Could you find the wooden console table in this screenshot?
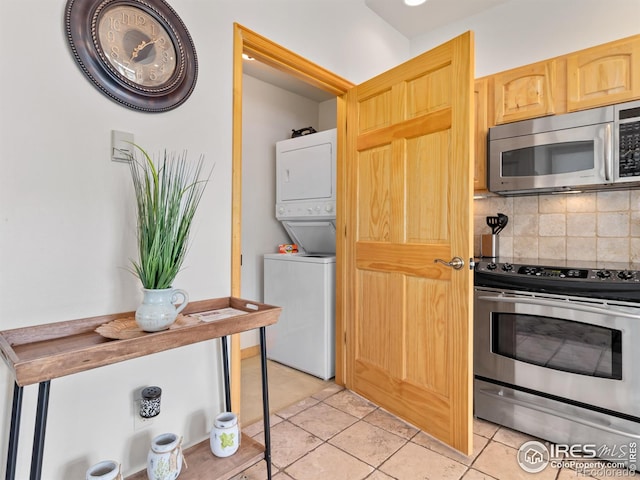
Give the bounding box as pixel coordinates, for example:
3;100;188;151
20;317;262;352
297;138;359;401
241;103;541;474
0;297;281;480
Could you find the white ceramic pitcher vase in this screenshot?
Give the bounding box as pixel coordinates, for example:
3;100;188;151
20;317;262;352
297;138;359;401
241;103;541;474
135;288;189;332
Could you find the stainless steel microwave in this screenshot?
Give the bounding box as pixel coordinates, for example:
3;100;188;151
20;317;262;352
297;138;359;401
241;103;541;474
488;99;640;195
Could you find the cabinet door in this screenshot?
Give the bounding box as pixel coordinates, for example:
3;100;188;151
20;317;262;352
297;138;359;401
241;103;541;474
493;60;556;124
474;78;489;191
567;37;640;111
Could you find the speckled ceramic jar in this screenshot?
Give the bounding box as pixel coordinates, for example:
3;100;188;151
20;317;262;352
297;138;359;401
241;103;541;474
140;386;162;418
86;460;121;480
147;433;183;480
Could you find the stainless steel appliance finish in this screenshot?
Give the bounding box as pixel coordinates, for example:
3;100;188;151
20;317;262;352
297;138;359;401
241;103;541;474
488;99;640;195
474;259;640;468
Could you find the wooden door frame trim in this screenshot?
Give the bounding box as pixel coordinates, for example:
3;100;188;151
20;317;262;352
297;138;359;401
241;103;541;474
231;23;353;412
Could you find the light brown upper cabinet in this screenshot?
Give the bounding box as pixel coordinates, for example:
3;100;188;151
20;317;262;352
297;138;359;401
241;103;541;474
493;60;557;124
475;34;640;191
567;36;640;111
474;77;489;191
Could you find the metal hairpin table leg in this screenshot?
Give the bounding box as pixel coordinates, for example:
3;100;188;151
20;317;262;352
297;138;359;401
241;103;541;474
220;335;232;412
29;381;50;480
5;382;23;480
259;326;272;480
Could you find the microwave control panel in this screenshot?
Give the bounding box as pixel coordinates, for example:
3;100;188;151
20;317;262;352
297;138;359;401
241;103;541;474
618;120;640;177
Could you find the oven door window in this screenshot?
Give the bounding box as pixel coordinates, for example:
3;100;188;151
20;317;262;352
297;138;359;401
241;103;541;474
491;313;622;379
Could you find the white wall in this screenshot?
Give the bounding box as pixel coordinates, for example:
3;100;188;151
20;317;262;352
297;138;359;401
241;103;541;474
410;0;640;78
0;1;408;477
240;74;325;349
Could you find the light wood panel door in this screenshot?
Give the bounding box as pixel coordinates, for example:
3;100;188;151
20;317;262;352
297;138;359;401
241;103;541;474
493;60;556;124
567;36;640;111
344;32;474;454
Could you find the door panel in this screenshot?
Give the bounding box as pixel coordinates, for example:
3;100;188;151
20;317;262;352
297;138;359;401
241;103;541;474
406;131;449;241
345;32;474;454
406;278;449;394
357;146;392;242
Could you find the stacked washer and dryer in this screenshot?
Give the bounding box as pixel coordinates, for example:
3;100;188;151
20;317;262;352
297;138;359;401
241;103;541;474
263;128;336;380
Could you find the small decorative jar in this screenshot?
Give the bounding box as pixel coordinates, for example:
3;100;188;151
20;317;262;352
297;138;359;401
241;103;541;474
86;460;122;480
147;433;183;480
210;412;240;457
140;386;162;418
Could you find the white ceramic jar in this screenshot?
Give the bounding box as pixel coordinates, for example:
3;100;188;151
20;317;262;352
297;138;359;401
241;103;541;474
86;460;121;480
147;433;183;480
210;412;240;457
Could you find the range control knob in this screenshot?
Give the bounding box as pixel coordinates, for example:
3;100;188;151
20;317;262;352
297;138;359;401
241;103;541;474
502;263;513;272
487;263;497;270
618;270;635;280
596;269;612;279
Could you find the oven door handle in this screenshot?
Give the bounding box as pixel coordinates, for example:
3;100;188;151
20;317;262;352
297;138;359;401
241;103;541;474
477;387;640;439
477;294;640;320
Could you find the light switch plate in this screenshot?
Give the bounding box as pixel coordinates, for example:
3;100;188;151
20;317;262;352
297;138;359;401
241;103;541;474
111;130;134;163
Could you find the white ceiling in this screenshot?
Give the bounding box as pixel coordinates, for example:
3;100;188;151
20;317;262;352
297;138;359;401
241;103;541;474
365;0;510;38
243;0;509;102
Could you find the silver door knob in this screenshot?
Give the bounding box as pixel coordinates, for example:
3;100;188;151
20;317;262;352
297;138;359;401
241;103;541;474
434;257;465;270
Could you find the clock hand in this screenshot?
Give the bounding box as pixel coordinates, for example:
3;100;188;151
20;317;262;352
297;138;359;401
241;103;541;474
130;38;158;61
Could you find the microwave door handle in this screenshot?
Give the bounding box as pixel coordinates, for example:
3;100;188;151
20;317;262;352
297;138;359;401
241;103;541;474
604;123;612;182
476;294;640;320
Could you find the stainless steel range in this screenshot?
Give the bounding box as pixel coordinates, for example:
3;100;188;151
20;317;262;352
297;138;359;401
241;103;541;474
474;259;640;469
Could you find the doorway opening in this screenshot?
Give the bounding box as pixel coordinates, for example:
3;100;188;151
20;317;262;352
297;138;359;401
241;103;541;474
230;23;353;415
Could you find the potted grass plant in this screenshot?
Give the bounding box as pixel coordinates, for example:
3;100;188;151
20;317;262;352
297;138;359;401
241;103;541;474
128;144;209;332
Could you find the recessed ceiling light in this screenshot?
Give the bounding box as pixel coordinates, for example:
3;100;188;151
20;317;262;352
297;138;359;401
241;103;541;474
404;0;427;5
242;53;254;61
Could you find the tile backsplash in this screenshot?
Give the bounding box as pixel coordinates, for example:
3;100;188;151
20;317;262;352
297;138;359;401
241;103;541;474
474;189;640;264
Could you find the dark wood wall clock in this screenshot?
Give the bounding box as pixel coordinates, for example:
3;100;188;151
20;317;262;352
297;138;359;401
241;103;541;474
65;0;198;112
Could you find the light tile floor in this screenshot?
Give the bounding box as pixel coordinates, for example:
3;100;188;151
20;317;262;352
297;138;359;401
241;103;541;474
237;359;635;480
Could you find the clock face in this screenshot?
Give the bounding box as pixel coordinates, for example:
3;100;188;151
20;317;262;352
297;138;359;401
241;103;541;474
96;5;178;88
65;0;198;112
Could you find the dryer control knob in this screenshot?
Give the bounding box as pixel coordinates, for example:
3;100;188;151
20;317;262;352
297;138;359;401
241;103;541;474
325;204;334;212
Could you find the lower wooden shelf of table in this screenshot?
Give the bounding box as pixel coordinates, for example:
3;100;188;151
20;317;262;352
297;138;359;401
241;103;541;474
127;433;264;480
